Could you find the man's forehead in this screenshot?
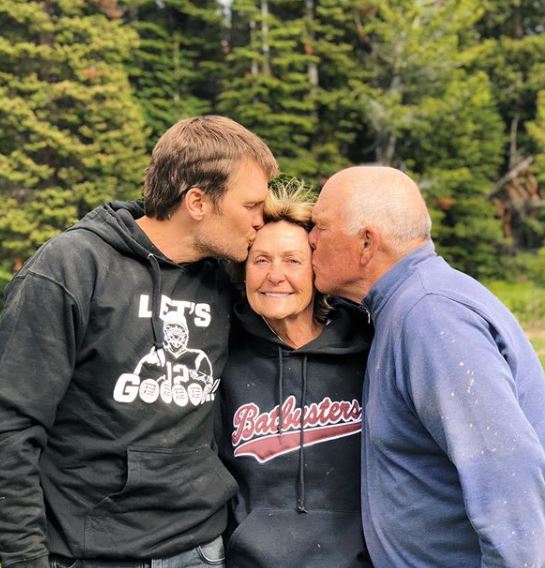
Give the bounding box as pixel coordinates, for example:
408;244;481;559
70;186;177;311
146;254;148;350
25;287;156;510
315;190;338;215
312;201;325;220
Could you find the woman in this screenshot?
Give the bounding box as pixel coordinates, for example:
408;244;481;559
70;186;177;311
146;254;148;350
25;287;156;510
217;185;373;567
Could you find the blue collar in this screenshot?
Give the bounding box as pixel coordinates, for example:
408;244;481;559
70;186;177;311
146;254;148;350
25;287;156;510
362;242;436;317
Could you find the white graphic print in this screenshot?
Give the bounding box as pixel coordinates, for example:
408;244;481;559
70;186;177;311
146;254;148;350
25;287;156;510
113;297;218;406
138;294;211;327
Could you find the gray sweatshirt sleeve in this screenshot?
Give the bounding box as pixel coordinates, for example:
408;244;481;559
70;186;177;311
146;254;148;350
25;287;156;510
0;270;80;567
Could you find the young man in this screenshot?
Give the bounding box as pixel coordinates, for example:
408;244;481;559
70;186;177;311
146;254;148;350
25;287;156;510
309;165;545;567
0;116;278;568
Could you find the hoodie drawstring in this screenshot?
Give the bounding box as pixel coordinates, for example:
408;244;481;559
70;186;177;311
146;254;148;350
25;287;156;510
274;342;308;512
147;253;164;351
277;346;284;435
296;356;308;513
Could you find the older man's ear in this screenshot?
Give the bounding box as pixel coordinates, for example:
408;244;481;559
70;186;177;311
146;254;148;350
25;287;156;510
359;226;380;268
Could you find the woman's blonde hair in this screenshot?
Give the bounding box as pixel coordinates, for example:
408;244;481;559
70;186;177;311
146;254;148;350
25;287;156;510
263;179;316;230
250;179;331;323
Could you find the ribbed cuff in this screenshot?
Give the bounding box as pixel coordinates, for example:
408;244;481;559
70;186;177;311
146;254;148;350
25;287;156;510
5;554;50;568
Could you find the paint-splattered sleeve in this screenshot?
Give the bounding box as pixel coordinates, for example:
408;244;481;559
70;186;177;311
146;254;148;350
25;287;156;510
398;294;545;567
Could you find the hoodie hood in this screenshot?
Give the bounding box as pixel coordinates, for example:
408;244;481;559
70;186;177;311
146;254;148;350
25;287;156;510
233;298;370;356
68;201;224;351
67;200;172;351
68;201;168;262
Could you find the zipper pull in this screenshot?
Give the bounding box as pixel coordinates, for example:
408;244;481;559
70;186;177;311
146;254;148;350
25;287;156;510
359;301;372;324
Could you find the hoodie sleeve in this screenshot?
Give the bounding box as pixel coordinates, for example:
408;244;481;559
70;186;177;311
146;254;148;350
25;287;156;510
0;269;82;568
397;294;545;568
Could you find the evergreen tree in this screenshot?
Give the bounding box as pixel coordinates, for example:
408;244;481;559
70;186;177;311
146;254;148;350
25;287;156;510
345;0;506;278
308;0;373;177
221;0;381;181
0;0;148;270
220;0;320;179
122;0;225;150
474;0;545;252
528;91;545;185
221;1;509;277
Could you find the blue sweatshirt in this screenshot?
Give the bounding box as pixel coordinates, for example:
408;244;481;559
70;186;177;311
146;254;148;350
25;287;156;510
361;242;545;567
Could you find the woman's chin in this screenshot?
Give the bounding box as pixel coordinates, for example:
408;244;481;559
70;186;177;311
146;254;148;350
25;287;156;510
260;310;291;322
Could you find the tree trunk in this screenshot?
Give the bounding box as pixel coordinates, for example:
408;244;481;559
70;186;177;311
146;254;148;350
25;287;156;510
509;114;520;170
305;0;319;89
250;18;259;75
261;0;270;75
512;0;523;39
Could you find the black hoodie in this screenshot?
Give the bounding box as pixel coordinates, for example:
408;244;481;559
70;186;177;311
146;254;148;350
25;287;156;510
217;300;374;568
0;202;238;568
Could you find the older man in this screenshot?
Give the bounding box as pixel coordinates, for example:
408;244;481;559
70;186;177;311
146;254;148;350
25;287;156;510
309;166;545;567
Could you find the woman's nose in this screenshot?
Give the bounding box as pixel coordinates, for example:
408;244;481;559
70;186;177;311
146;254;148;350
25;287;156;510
266;266;285;284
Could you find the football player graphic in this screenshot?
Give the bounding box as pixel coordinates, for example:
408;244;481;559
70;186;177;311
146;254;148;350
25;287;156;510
114;311;218;406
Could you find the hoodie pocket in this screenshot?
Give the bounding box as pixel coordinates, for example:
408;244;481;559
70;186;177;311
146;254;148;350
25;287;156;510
226;509;371;568
84;446;237;556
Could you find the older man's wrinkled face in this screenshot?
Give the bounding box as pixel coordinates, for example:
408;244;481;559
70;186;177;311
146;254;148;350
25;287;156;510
309;182;363;302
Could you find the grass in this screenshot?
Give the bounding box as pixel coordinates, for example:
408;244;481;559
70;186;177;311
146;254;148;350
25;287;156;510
525;325;545;367
485;280;545;368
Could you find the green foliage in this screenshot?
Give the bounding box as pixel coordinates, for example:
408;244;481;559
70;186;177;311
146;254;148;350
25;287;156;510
220;0;322;179
485;279;545;368
434;197;508;280
404;71;507;278
347;0;486;161
485;279;545;327
0;0;545;292
527;90;545;184
122;0;224;150
529;329;545;369
345;0;507;278
222;0;510;277
477;0;545;38
0;261;11;310
0;0;148;267
504;246;545;286
470;0;545;253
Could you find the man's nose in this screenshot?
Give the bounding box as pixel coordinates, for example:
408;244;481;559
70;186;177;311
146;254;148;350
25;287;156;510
308;227;317;250
252;209;264;230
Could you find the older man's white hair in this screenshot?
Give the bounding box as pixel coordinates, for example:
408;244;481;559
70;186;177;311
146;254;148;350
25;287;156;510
337;166;432;248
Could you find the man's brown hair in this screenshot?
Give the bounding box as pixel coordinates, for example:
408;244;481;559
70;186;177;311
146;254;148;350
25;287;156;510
143;115;278;219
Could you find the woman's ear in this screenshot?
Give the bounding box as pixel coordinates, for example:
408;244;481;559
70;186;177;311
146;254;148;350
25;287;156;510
184;187;209;221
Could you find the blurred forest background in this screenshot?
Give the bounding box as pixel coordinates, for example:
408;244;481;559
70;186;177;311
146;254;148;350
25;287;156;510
0;0;544;363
